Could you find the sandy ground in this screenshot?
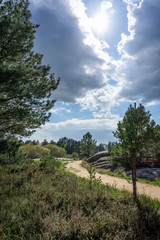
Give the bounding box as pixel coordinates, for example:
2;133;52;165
66;160;160;201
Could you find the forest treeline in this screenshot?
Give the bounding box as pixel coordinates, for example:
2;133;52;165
0;132;107;164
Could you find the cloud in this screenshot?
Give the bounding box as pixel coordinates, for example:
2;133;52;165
46;117;119;130
30;0;160;118
27;0;160;143
117;0;160;104
27;117;120;143
102;1;113;10
50;108;71;114
75;0;160;112
30;0;114;103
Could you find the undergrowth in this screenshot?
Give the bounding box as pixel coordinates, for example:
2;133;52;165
0;161;160;240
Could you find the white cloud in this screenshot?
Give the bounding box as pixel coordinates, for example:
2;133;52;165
30;0;116;104
50;108;71;114
30;0;160;119
65;0;112;59
27;116;120;143
76;83;122;117
117;0;160;105
46;117;119;130
101;1;113;11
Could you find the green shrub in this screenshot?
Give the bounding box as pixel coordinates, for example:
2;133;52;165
71;152;79;160
0;162;160;240
19;143;50;159
40;156;63;169
0;138;26;165
43;144;66;157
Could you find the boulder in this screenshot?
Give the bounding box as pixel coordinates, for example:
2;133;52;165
126;168;160;180
87;151;110;163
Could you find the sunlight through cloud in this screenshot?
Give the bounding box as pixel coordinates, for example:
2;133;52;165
90;1;114;35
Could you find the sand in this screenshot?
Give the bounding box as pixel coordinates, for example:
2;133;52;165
66;160;160;201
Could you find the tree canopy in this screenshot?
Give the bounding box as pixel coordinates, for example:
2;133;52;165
57;137;81;154
113;103;155;199
44;144;66;158
19;143;50;159
0;0;59;138
80;132;97;157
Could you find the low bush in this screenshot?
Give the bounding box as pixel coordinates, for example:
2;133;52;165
40;156;63;169
0;162;160;240
19;143;50;159
43;144;67;158
72;152;79;160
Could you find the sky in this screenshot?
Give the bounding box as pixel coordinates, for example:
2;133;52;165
27;0;160;143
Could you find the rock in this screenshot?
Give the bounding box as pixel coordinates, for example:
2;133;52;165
87;151;111;169
126;168;160;180
87;151;110;163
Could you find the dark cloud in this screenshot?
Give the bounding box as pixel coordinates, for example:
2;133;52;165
118;0;160;104
30;1;105;102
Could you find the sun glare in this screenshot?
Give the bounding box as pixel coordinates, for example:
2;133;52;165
90;1;113;35
91;12;109;35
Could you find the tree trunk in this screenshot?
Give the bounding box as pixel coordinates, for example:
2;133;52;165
132;151;137;200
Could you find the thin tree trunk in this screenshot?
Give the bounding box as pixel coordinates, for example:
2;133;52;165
132;151;137;200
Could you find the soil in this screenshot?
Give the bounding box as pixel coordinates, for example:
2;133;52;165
66;160;160;201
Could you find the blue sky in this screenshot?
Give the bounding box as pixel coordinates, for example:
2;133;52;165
27;0;160;143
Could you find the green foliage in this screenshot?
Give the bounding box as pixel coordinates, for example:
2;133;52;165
41;139;49;146
109;142;131;169
0;0;59;138
96;143;107;152
113;103;156;199
112;103;156;169
0;162;160;239
57;137;81;154
0;137;26;165
40;156;63;170
114;103;155;155
87;164;96;189
19;143;50;159
44;144;66;157
80;132;97;157
71;151;79;160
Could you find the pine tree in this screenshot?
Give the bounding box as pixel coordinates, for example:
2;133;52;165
80;132;97;157
0;0;59;138
113;103;155;200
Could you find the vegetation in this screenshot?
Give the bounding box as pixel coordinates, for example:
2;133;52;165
19;143;50;159
80;132;97;157
1;0;159;237
0;137;25;165
43;144;67;158
113;103;156;199
1;161;160;240
108;142;131;169
18;143;67;159
0;0;59;138
57;137;81;155
107;170;160;187
71;152;79;160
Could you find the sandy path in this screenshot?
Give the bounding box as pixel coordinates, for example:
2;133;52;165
66;160;160;201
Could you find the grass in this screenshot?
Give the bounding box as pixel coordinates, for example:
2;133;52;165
107;170;160;186
81;160;160;187
0;160;160;239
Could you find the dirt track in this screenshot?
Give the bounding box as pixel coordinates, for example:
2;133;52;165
66;160;160;201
